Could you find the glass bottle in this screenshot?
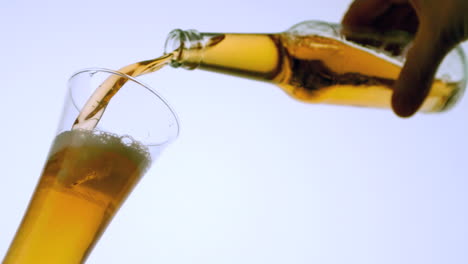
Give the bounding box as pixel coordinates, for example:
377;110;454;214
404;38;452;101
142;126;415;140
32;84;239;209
164;20;467;113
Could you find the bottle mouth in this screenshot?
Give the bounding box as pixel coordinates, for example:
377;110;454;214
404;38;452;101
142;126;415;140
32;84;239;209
164;29;204;69
164;29;184;68
164;29;184;54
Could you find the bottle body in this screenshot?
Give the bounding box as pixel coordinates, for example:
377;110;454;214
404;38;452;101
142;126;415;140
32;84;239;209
165;21;467;113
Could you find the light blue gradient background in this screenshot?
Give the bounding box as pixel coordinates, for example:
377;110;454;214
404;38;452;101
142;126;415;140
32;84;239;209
1;0;467;263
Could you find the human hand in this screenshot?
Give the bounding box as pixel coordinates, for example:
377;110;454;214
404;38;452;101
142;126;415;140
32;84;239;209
342;0;468;117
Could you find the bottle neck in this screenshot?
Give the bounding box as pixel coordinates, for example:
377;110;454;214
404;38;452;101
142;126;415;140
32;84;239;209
164;29;283;82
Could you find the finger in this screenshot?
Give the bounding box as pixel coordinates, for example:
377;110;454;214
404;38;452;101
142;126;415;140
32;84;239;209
343;0;418;33
372;3;418;33
342;0;394;28
391;27;454;117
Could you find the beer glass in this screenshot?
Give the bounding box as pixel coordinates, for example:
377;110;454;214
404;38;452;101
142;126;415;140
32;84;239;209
2;68;179;263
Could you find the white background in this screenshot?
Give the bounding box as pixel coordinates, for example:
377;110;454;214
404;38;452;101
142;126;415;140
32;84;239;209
1;0;468;263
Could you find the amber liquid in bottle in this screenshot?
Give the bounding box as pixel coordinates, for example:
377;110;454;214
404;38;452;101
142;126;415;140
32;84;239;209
170;32;461;112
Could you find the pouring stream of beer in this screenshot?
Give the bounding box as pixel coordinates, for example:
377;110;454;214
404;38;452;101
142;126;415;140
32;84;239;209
72;53;174;130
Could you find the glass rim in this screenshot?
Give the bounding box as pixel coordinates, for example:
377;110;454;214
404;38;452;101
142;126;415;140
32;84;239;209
68;67;180;144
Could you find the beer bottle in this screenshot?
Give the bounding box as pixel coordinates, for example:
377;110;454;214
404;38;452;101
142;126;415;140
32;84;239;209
164;20;467;113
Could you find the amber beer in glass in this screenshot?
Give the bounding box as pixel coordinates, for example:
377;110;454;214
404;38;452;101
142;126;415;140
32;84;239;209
2;69;179;264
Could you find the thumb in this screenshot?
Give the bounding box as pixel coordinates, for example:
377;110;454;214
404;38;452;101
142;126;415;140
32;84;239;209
391;26;454;117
